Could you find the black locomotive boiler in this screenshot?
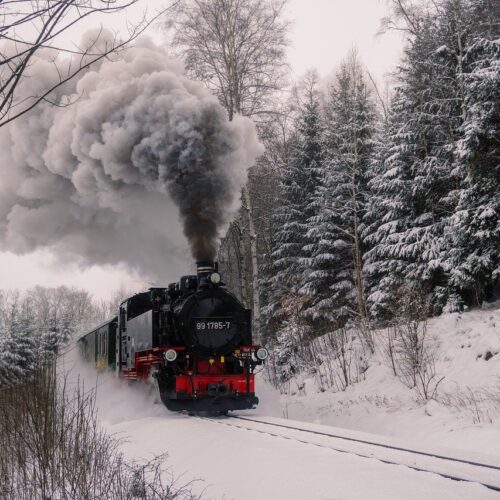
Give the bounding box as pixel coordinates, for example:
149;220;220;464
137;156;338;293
78;261;268;413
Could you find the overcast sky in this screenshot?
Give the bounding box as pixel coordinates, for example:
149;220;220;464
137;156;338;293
0;0;404;299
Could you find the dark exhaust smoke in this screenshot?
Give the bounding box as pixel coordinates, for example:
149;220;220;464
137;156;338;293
0;33;262;277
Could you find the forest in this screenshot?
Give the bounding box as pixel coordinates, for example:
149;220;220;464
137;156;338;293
0;0;498;387
231;0;500;382
0;0;498;497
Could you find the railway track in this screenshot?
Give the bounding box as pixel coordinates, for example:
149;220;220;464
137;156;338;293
199;414;500;493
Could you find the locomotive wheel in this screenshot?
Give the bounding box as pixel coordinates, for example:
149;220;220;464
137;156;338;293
156;369;179;410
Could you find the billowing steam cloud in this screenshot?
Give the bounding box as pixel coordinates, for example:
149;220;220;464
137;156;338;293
0;32;262;278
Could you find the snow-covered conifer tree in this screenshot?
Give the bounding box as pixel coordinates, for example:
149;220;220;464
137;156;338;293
302;53;375;327
364;4;481;315
264;72;323;341
0;309;37;387
363;96;417;318
445;36;500;304
364;0;500;315
0;286;92;386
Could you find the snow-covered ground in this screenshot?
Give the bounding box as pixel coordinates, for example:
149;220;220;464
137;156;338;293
74;369;499;499
103;411;499;499
65;306;500;499
261;306;500;459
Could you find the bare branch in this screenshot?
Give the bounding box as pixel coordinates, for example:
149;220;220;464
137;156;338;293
0;0;179;126
366;69;389;123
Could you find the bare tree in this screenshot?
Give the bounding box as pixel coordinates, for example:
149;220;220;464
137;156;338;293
0;0;177;127
167;0;289;120
166;0;289;342
379;0;424;35
0;364;201;499
389;283;445;401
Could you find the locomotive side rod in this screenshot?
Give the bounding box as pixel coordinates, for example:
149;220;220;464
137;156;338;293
195;415;500;493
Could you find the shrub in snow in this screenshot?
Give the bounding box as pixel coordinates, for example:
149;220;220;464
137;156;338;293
439;386;500;424
379;283;445;401
0;365;201;499
269;319;306;385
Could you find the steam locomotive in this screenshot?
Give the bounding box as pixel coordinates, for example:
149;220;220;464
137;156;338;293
78;261;268;413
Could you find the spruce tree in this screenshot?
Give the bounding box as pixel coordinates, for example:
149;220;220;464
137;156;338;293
363;3;483;315
302;54;375;327
364;0;500;316
264;73;323;342
0;315;37;387
363;97;417;318
446;37;500;304
397;12;461;310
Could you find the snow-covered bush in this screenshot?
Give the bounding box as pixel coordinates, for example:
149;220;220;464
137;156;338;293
267;319;370;395
0;365;201;499
439;385;500;424
311;327;369;392
384;283;445;401
267;318;311;387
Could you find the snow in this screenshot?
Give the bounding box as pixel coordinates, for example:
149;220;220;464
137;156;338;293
259;306;500;459
106;413;498;500
61;306;500;499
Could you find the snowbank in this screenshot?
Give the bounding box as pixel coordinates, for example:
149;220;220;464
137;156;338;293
257;306;500;457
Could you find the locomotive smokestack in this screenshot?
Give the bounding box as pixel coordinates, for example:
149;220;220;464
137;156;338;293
196;261;218;279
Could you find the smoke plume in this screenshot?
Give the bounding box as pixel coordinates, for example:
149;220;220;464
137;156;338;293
0;32;262;278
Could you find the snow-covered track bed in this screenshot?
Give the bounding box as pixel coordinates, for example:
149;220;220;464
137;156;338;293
102;410;499;499
203;414;500;492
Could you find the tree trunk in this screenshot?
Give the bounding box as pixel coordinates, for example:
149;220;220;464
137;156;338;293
236;216;249;308
228;100;261;343
350;132;368;320
242;185;261;343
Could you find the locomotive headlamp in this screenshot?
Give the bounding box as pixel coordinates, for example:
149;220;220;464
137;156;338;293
210;272;221;284
164;349;177;362
256;348;269;360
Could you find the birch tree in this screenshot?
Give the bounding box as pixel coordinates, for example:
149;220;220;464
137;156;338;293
166;0;289;341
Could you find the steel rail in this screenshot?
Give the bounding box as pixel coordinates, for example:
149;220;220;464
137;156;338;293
196;415;500;493
232;415;500;471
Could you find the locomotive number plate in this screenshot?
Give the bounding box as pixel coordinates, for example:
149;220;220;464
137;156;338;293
194;319;232;332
